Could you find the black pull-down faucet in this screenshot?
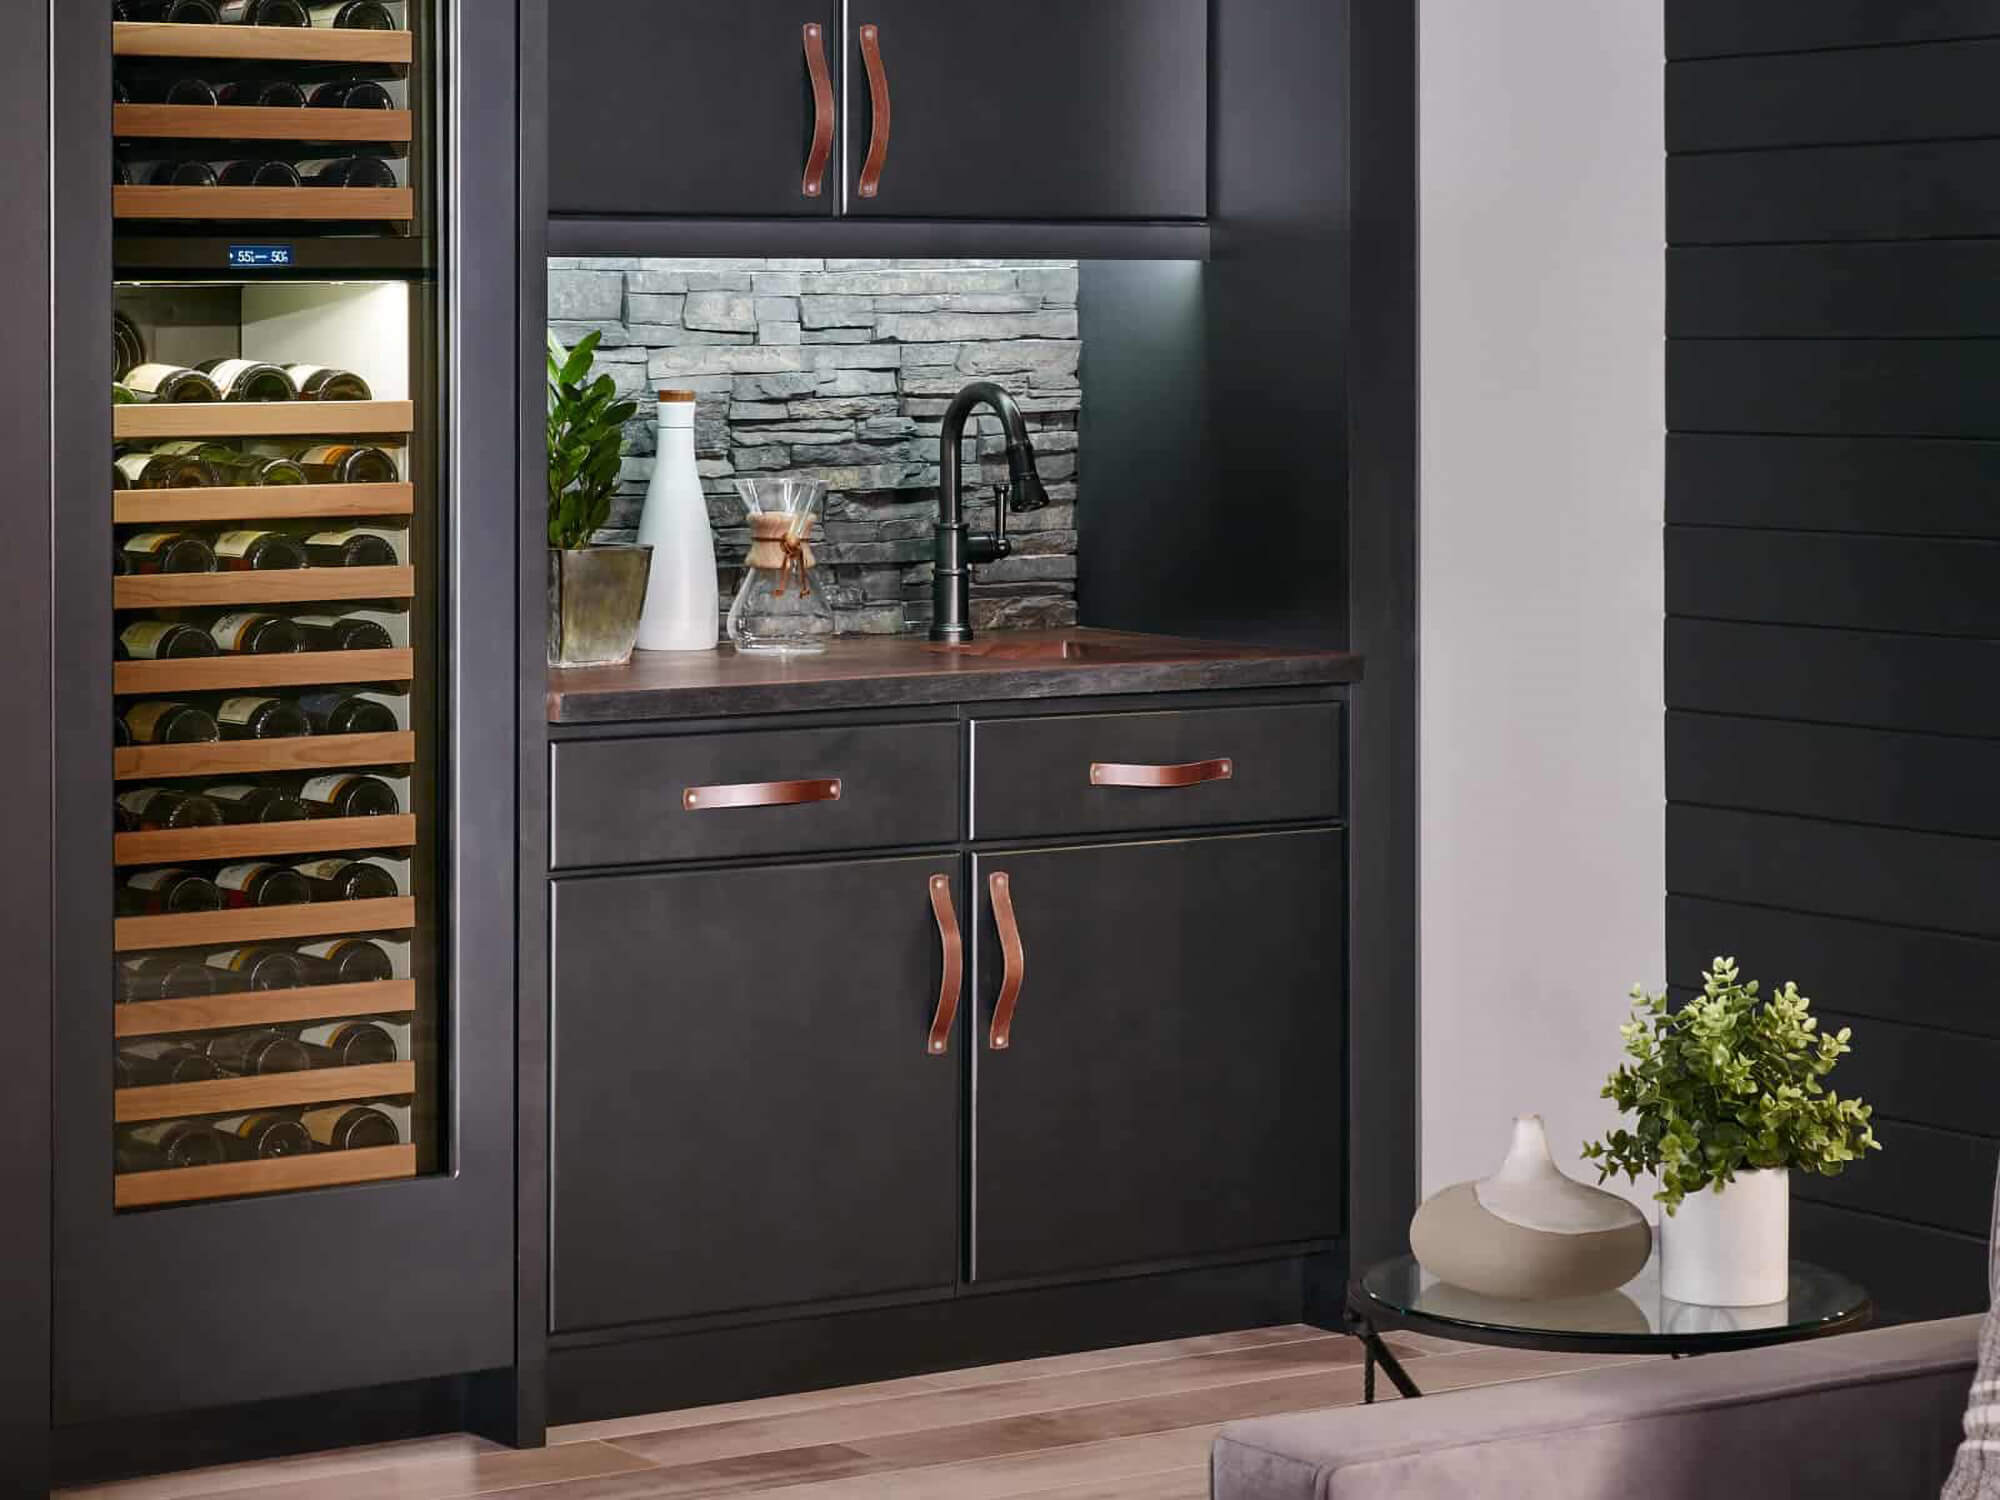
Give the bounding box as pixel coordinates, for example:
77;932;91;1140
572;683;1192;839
930;380;1050;644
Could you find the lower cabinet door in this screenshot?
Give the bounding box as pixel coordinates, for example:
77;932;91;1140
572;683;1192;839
970;831;1345;1283
552;856;963;1331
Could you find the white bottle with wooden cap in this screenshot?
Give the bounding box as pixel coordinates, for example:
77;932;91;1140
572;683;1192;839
635;389;719;651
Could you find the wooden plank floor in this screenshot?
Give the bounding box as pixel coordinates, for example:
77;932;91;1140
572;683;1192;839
59;1326;1649;1500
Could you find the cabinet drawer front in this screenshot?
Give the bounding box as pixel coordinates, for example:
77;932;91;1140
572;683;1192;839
552;722;958;869
971;703;1341;840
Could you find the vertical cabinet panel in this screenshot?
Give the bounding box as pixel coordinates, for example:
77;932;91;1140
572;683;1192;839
550;2;838;218
843;0;1208;220
551;856;961;1332
970;831;1344;1284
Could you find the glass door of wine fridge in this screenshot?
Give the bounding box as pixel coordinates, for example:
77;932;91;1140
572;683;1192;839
51;0;520;1424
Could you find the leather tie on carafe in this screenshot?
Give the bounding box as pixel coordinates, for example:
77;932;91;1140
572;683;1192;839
745;511;816;599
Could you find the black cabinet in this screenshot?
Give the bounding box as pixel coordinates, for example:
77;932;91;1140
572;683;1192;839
968;832;1345;1283
842;1;1208;221
550;3;838;219
550;856;961;1332
549;2;1207;223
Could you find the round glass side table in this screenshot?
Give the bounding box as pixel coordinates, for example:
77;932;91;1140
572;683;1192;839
1346;1255;1872;1402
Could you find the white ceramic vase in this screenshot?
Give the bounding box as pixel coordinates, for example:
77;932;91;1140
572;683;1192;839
1660;1168;1789;1307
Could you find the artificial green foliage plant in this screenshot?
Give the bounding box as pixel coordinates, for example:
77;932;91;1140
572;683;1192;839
547;329;638;551
1581;957;1880;1214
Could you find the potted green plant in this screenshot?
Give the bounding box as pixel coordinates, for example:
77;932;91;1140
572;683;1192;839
547;330;649;667
1581;957;1879;1306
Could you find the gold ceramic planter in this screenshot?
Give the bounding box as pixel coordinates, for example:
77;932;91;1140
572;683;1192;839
547;545;653;668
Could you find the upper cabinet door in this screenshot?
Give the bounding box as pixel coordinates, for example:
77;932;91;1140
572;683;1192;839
843;0;1208;220
551;3;840;218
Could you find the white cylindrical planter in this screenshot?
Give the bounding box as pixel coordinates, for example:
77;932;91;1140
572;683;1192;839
1660;1168;1789;1306
634;389;719;652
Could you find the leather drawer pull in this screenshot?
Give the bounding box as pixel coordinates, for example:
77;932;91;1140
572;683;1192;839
682;778;842;812
1089;759;1234;789
802;23;835;198
988;871;1023;1051
857;22;891;198
927;874;961;1056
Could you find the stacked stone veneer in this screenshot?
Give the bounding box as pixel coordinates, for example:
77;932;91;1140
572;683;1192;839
548;257;1083;634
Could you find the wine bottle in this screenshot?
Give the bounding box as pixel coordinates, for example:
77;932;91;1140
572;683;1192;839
207;611;306;655
113;311;146;380
213;529;308;570
308;1;395;27
203;783;310;824
117;954;219;1003
214;695;311;740
143;160;220;187
123;700;220;745
115;717;133;748
296;936;395;983
118;867;223;915
213;1112;312;1160
116;786;224;831
202;1027;312;1075
115;451;217;491
119;620;219;661
293;856;398;902
247;442;398;484
302;528;400;567
121;530;219;575
284;365;373;401
118;1120;229;1174
219;0;309;23
295;1018;402;1067
302;1102;401;1150
305;80;394;110
123;363;222;403
195;359;298;403
207;945;312;991
215;860;313;909
293;610;394;651
124;0;224;21
217;78;307;107
298;690;398;735
215;159;304;188
287;772;400;818
218;453;311;487
120;75;220;105
116;1040;224;1087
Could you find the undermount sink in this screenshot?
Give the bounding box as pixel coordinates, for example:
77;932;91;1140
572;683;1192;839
925;635;1197;664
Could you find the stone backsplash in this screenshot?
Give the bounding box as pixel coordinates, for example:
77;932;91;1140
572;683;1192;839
548;257;1084;634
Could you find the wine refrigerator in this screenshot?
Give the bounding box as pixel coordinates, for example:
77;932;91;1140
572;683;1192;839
27;0;525;1436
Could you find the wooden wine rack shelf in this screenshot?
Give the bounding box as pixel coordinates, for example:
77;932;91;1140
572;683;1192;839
114;401;413;441
115;1060;415;1124
113;21;415;65
115;565;414;610
115;1144;416;1210
114;482;412;526
115;896;416;954
115;813;416;869
115;104;415;144
115;730;415;783
115;185;414;223
117;978;416;1040
114;647;413;697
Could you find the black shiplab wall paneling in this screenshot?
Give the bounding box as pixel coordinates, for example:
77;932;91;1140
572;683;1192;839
1666;712;2000;839
1667;618;2000;736
1668;435;2000;537
1667;527;2000;637
1669;140;2000;244
1815;1014;2000;1141
1668;804;2000;940
0;0;51;1491
1796;1120;1999;1237
1670;340;2000;439
1668;896;2000;1038
1671;244;2000;339
1667;42;2000;153
1794;1202;1989;1323
1669;1;2000;60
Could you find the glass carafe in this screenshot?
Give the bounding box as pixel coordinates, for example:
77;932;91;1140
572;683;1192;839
727;477;835;654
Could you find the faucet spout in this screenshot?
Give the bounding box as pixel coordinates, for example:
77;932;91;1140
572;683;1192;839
931;381;1049;644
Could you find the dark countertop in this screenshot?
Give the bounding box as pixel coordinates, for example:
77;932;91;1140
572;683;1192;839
548;629;1364;724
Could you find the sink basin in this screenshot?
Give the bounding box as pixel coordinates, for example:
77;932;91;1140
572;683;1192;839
925;634;1200;664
